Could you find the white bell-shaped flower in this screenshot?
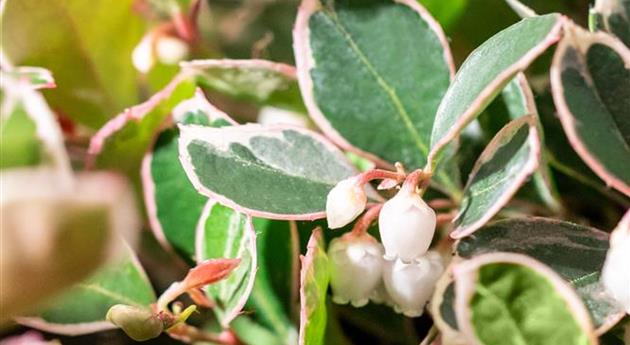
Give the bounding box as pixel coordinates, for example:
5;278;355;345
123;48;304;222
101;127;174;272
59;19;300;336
382;251;443;317
326;176;367;229
379;188;436;262
601;224;630;314
132;34;155;74
156;36;189;65
328;234;384;307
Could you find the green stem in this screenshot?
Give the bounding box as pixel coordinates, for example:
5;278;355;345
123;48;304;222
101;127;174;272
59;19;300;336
547;155;630;208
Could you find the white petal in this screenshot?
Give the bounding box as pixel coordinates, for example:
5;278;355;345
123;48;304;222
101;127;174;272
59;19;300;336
379;189;436;262
601;227;630;313
383;251;444;317
132;34;155;74
156;36;189;65
326;177;367;229
329;235;384;307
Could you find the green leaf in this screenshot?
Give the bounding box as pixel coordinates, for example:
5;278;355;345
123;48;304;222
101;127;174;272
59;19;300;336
17;243;154;335
455;218;625;333
430;265;460;335
3;66;56;90
500;74;561;211
88;76;196;188
452;116;540;238
419;0;468;29
429;13;563;167
0;71;71;173
143;90;236;262
590;0;630;47
195;202;257;328
1;0;144;128
1;100;42;169
248;219;299;343
453;253;597;345
178;123;356;219
550;23;630;196
293;0;454;170
183;59;306;113
299;229;329;345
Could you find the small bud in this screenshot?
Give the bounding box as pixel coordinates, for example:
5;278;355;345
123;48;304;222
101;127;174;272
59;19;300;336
601;226;630;314
382;251;444;317
106;304;163;341
379;188;436;262
132;34;155;74
326;176;367;229
328;234;384;307
156;36;189;65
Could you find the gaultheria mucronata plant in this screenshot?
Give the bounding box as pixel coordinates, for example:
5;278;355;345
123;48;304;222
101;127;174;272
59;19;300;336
1;0;629;344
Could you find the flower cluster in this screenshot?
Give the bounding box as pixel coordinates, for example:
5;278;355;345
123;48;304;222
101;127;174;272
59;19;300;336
325;171;444;317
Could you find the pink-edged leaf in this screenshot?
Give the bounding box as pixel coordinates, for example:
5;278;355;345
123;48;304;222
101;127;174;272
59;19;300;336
550;22;630;196
141;88;236;262
181;58;305;113
0;67;71;174
428;14;564;169
195;201;258;327
15;242;154;336
3;66;56;90
451;115;541;239
298;228;329;345
453;252;597;345
178;123;356;220
87;73;196;186
501;73;561;211
293;0;454;171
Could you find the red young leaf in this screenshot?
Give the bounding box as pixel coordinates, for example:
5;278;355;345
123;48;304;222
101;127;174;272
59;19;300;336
183;258;240;290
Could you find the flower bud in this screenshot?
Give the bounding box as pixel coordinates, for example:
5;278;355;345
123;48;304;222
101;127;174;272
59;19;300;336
382;251;443;317
106;304;164;341
326;177;367;229
328;234;384;307
132;34;155;74
601;226;630;314
379;188;436;262
156;36;189;65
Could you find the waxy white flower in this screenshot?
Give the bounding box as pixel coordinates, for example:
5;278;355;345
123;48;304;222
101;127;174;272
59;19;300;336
379;188;436;262
132;34;155;74
382;251;444;317
326;176;367;229
328;234;384;307
156;36;189;65
601;225;630;314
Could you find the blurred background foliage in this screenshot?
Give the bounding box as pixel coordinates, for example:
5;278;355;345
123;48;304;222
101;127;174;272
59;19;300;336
3;0;626;344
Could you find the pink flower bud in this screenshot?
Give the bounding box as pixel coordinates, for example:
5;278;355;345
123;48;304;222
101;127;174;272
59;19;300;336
326;177;367;229
378;188;436;262
328;234;384;307
382;251;443;317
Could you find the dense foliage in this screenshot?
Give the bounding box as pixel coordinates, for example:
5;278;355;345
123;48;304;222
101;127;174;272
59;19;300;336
1;0;628;344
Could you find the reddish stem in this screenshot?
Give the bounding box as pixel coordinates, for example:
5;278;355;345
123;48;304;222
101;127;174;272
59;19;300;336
350;204;384;236
428;198;455;210
402;169;432;193
358;168;405;185
168;324;240;345
436;212;455;225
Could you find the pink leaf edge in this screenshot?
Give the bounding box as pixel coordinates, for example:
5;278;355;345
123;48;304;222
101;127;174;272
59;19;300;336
293;0;455;170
